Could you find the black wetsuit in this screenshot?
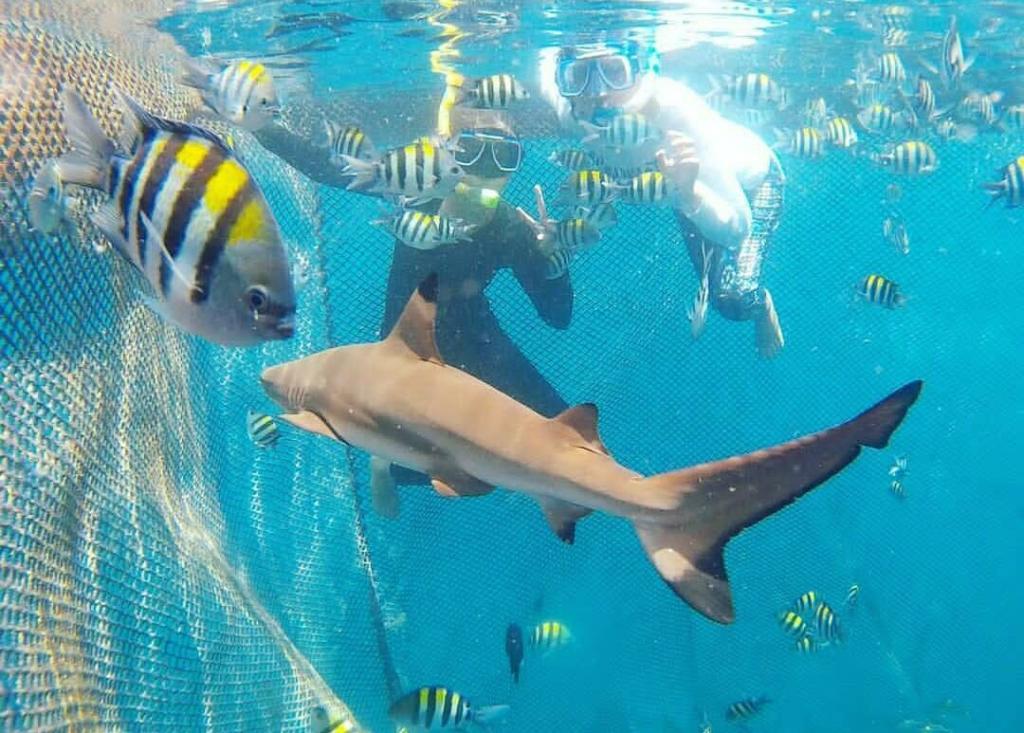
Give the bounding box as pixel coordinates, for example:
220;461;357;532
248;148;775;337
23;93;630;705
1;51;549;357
253;121;573;486
381;201;572;486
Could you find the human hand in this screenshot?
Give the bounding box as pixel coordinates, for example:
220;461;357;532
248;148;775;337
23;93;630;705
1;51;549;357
656;132;700;206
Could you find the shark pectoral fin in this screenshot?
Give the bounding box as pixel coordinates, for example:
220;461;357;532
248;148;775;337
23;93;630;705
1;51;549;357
553;403;609;455
538;498;592;545
430;472;494;498
384;273;445;364
370;456;400;519
279;410;341;441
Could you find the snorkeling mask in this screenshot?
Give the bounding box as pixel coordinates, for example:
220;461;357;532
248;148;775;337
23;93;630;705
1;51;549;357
454;128;523;173
555;41;653;97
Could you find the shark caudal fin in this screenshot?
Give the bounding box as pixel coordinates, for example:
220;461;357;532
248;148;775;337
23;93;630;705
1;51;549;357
636;381;923;624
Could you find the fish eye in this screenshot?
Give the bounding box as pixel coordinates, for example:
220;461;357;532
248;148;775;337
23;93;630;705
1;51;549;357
450;166;462;175
246;286;268;312
260;98;268;106
242;104;249;113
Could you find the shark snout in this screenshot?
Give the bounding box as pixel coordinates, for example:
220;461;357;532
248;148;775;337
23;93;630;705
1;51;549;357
259;365;290;409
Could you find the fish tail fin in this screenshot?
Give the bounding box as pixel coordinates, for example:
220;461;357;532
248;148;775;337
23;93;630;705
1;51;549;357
473;704;510;727
771;127;789;151
181;56;214;90
56;87;114;189
321;119;339;150
983;181;1004;208
635;381;923;623
579;120;602;144
338;154;380;191
450;74;476;106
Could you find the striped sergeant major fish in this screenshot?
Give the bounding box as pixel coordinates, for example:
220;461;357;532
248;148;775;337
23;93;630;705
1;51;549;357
557;170;622;206
1002;104;1024;131
857;103;908;134
341;137;465;206
890;479;906;499
825;117;859;148
309;705;358;733
792;590;819;614
709;72;789;110
877;52;907;85
984;156;1024;207
373;210;473;250
773;127;824;158
574;202;617;231
54;88;296;346
845;583;861;608
814;601;843;643
795;634;817;653
859;274;906;309
580;112;662;151
529;620;572;651
889;455;908;478
939;15;975;89
548;148;592;171
453;73;529;109
622;171;673;204
778;610;809;638
388;687;509;731
882;27;909;47
725;697;769;721
541;218;601;279
323;121;375;164
246;410;280;448
876;141;938;175
182;57;280;131
912;76;937;120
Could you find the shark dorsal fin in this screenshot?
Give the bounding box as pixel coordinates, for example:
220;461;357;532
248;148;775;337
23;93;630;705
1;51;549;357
385;273;444;364
554;403;608;454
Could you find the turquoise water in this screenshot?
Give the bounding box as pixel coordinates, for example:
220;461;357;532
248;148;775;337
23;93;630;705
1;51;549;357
122;1;1024;731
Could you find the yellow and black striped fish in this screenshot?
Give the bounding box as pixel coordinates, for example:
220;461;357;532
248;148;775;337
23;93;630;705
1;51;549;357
878;52;907;84
791;591;820;614
541;218;601;279
310;705;357;733
342;137;465;204
246;410;280;448
845;584;861;608
548;148;592;171
878;141;938;175
388;686;508;731
795;634;817;653
455;73;529;109
54;88;295;346
622;171;672;204
528;621;571;651
725;697;769;721
558;170;620;206
890;478;906;499
859;274;906;309
581;113;661;150
374;210;472;251
714;72;788;110
778;610;809;638
814;601;843;644
324;121;375;164
182;58;279;131
825;117;859;148
984;156;1024;208
775;127;824;158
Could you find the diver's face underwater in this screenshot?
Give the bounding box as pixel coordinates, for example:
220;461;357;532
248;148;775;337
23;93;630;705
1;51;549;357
452;127;523;191
556;47;644;109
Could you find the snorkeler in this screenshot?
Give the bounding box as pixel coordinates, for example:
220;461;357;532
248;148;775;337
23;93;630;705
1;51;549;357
538;39;786;358
247;97;573;513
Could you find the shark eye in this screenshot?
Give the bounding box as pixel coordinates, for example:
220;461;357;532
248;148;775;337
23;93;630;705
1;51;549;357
246;286;267;313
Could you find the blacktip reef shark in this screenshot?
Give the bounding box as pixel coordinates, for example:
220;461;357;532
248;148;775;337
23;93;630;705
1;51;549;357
261;274;922;624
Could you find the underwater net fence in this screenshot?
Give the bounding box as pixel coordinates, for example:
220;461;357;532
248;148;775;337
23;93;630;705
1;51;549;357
1;2;1017;732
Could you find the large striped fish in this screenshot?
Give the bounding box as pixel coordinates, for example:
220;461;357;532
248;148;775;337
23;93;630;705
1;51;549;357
340;138;465;205
182;58;280;131
388;687;509;731
53;87;296;346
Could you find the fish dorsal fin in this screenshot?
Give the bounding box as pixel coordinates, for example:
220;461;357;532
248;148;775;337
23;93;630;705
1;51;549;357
385;273;444;364
118;88;232;154
553;403;607;454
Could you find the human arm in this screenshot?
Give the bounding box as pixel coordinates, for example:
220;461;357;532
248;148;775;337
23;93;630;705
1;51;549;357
503;200;574;330
251;119;353;188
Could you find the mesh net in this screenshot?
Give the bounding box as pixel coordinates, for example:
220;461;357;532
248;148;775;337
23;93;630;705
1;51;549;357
1;2;1020;732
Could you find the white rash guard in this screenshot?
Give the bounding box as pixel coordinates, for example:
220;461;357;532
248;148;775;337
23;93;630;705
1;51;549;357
538;50;775;250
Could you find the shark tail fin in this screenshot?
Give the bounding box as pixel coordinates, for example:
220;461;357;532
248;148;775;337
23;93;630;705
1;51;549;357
634;381;922;624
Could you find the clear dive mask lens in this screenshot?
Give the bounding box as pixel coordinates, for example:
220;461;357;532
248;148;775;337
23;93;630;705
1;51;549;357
454;130;522;173
556;53;638;97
